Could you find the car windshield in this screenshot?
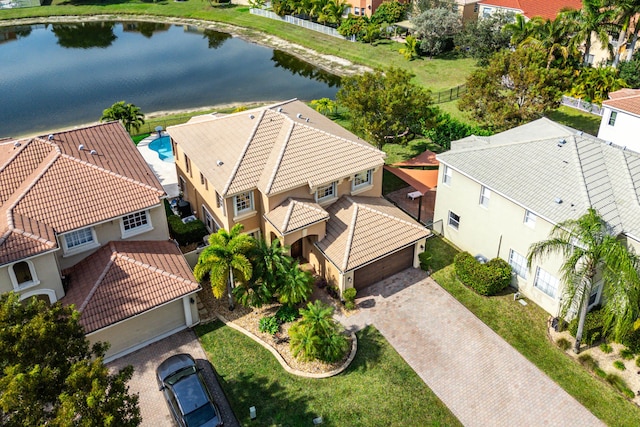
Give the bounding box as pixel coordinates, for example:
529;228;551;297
165;365;197;386
184;402;217;427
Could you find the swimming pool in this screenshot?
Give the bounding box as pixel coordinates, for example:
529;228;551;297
148;136;174;163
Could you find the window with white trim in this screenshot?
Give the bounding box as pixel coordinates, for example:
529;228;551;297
200;172;208;190
508;249;527;279
448;211;460;230
482;6;492;18
588;284;601;307
479;186;491;208
246;229;262;240
184;154;192;176
524;210;536;228
234;191;254;216
62;227;98;255
121;210;152;237
534;267;559;298
9;260;39;289
316;182;336;202
216;191;225;216
202;205;220;233
352;170;372;191
443;165;452;185
179;176;187;198
608;111;617;126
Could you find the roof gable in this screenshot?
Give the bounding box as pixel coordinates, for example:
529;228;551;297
603;89;640;117
264;198;329;234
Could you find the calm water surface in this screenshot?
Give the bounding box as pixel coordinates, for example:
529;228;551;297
0;22;340;137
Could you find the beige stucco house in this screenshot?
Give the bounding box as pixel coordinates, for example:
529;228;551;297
0;122;200;361
434;118;640;316
167;99;429;293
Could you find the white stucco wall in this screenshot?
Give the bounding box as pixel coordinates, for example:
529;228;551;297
597;107;640;152
0;252;64;303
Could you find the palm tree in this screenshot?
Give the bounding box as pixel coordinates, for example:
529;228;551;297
503;14;541;46
560;0;616;65
289;300;348;362
322;0;348;25
570;66;627;103
527;208;640;353
399;35;419;60
521;18;577;69
193;224;254;310
100;101;145;134
611;0;640;67
277;260;314;306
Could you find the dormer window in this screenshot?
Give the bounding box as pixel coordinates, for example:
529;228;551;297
234;191;254;217
9;260;40;290
61;227;99;256
316;182;337;203
121;210;153;238
352;170;372;191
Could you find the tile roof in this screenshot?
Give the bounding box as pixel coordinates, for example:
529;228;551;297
0;123;165;266
479;0;581;19
438;118;640;237
603;89;640;117
264;198;329;235
61;240;200;333
315;196;430;272
168;100;385;197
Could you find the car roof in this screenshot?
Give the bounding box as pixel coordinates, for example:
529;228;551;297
157;353;196;382
172;374;210;415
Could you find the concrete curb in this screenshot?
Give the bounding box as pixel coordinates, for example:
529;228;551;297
214;313;357;378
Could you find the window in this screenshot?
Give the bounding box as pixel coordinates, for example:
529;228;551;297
352;170;372;191
524;210;536;228
448;211;460;230
179;176;187;198
443;165;452;185
508;250;528;279
482;6;492;18
316;182;336;202
62;227;98;255
121;210;152;237
588;285;601;307
199;172;208;190
202;205;220;233
9;260;39;289
246;229;261;240
534;267;559;298
216;191;225;216
184;154;191;176
479;186;491;208
354;7;360;15
608;111;617;126
234;191;254;216
474;3;479;12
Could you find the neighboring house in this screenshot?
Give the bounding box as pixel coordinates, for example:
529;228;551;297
477;0;581;20
0;122;200;361
598;88;640;152
167;99;429;293
434;118;640;316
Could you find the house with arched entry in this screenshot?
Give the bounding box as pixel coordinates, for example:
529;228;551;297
0;122;200;361
168;100;429;294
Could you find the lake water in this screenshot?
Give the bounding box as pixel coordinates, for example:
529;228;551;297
0;22;340;138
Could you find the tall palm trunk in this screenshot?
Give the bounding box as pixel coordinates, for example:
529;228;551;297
613;29;627;67
626;29;639;61
573;287;591;353
228;270;235;311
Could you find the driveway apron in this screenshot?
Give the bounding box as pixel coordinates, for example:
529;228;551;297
337;269;605;427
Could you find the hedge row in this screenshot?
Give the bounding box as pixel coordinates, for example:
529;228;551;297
167;215;208;246
453;252;511;296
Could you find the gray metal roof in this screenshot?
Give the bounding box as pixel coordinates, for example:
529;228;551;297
439;118;640;237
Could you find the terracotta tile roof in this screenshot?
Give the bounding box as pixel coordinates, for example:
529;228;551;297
316;196;430;272
479;0;581;19
264;198;329;235
168;100;385;197
603;89;640;116
61;240;200;333
0;123;165;266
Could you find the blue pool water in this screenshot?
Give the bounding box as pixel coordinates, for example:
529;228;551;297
148;136;174;163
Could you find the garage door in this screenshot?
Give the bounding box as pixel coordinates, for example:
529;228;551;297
89;299;186;360
353;245;414;290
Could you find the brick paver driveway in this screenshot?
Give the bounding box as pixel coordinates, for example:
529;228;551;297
108;329;239;427
336;268;604;427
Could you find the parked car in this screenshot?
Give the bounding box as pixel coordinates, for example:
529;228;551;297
156;353;223;427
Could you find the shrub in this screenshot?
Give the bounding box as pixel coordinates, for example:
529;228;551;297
622;327;640;354
343;288;357;305
613;360;626;371
577;353;598;371
419;251;432;271
556;338;571;351
600;343;613;354
345;301;356;311
594;367;607;378
605;373;635;398
422;112;493;151
258;316;280;335
620;348;635;360
326;285;340;299
167;215;208;246
275;305;299;324
453;252;512;296
289;301;349;363
568;307;605;346
636;356;640;368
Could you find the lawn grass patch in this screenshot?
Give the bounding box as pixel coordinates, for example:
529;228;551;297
421;235;459;273
546;106;601;136
432;265;640;427
196;322;461;427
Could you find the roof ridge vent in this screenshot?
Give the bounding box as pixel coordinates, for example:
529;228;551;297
277;107;283;113
78;144;85;151
296;113;303;119
13;141;21;148
554;197;563;204
216;160;224;166
90;149;97;155
48;134;54;141
249;114;255;119
557;139;567;147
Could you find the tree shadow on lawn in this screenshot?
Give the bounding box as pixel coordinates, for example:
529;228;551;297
346;326;384;373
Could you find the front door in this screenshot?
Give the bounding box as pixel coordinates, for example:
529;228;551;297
291;239;303;260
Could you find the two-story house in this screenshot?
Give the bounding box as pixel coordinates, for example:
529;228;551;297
434;117;640;316
598;88;640;152
0;122;200;361
477;0;581;20
167;100;429;293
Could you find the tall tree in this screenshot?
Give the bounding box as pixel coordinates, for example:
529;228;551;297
520;17;579;69
619;50;640;87
503;14;542;46
527;209;640;353
570;66;627;103
611;0;640;66
0;293;140;426
194;224;254;310
411;7;461;56
458;46;569;131
454;11;513;66
337;67;435;148
100;101;145;134
560;0;616;65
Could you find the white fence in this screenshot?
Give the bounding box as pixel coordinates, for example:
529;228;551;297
561;95;604;116
250;8;352;40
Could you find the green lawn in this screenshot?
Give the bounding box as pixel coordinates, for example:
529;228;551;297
432;265;640;427
546;106;602;136
195;322;461;427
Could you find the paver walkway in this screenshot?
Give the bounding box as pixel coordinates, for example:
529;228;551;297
336;268;605;427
